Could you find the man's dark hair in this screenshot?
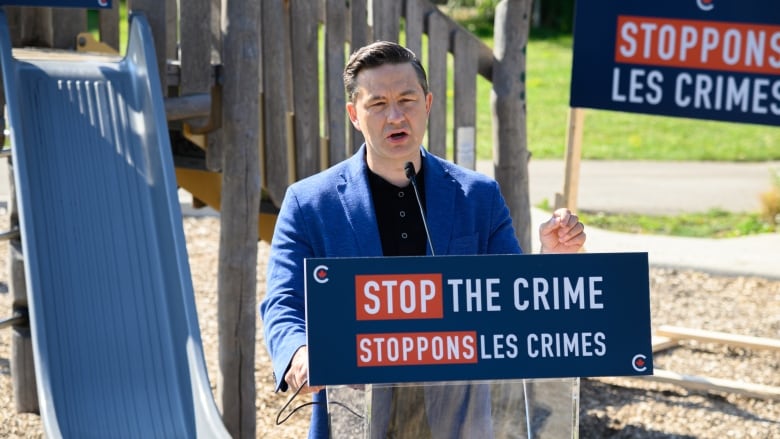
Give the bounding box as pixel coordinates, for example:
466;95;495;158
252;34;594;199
343;41;429;102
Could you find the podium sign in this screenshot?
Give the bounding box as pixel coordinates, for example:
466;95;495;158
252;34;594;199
570;0;780;126
306;253;653;386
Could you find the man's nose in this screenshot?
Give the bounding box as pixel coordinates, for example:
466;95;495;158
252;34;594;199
386;103;404;122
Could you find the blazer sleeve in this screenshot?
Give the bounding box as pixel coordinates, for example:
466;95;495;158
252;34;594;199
487;179;523;255
260;186;311;392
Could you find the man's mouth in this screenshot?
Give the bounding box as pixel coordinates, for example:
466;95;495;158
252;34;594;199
387;131;409;141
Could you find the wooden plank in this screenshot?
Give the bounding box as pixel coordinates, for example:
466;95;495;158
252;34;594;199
404;0;423;62
656;326;780;352
180;0;213;130
350;0;370;49
290;0;320;180
5;7;22;47
7;159;39;413
556;107;584;210
262;0;293;206
206;0;223;173
349;0;369;154
98;1;120;51
426;11;447;159
51;8;87;49
415;1;494;81
17;7;52;47
325;0;348;166
452;30;477;170
652;335;679;353
492;0;533;253
372;0;401;42
642;369;780;400
165;0;177;60
129;0;167;94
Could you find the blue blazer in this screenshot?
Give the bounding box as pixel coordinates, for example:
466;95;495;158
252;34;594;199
260;146;522;438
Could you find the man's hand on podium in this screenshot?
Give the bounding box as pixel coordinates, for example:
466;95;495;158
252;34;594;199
286;346;325;394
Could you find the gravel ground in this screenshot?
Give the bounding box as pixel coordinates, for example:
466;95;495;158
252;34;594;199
1;215;779;438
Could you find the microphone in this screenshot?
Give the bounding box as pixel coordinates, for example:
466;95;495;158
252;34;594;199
404;162;436;256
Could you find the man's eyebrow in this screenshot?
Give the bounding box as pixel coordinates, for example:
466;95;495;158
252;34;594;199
366;89;419;102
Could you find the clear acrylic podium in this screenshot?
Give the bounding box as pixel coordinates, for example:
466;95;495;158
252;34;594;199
326;378;579;438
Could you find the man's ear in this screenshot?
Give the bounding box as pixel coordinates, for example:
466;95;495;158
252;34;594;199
346;102;361;131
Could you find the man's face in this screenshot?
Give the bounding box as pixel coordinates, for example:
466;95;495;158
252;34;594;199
346;62;432;173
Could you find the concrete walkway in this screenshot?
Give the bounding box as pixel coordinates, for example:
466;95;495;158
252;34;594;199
508;160;780;279
479;159;780;215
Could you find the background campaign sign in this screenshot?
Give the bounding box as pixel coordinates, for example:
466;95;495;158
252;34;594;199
0;0;111;8
305;253;653;386
570;0;780;126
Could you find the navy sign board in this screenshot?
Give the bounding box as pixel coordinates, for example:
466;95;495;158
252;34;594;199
570;0;780;126
0;0;111;8
305;253;653;386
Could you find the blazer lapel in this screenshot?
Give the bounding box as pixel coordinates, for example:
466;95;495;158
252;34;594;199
421;151;456;255
337;147;383;257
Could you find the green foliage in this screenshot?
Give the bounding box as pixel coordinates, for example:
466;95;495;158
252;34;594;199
445;0;500;37
577;208;777;238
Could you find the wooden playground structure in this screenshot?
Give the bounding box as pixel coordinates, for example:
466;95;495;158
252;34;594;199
0;1;534;437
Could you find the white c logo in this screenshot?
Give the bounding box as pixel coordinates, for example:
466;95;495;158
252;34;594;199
696;0;714;11
313;265;329;284
632;354;648;372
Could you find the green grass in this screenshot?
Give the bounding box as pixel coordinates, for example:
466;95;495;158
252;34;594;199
487;32;780;161
465;33;780;162
580;209;777;238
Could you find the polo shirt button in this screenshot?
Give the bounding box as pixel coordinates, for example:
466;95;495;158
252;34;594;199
398;191;405;198
401;232;408;239
400;211;406;218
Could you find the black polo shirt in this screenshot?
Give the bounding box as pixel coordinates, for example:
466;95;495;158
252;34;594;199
367;165;428;257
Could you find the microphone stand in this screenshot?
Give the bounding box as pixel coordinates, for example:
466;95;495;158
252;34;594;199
404;162;436;256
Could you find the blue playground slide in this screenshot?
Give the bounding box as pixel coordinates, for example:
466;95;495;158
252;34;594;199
0;10;230;438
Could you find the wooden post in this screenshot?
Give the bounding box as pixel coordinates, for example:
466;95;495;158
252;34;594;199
290;0;320;180
16;7;52;47
492;0;533;253
218;0;261;436
372;0;401;42
180;0;214;129
98;1;120;51
453;31;477;170
426;11;448;159
51;8;86;49
261;0;293;206
555;107;584;211
349;0;369;155
8;157;38;413
325;0;348;166
404;0;423;64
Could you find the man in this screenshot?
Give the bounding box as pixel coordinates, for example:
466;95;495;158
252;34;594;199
260;41;586;438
